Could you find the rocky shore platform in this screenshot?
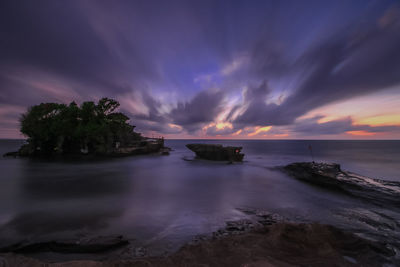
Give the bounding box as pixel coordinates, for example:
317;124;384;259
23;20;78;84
280;162;400;208
1;209;397;266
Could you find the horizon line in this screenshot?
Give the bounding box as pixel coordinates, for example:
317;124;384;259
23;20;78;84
1;138;399;141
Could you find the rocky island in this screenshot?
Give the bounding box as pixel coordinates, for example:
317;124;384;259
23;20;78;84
186;144;244;162
3;98;165;158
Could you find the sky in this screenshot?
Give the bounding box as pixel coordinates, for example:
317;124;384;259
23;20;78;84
1;0;400;139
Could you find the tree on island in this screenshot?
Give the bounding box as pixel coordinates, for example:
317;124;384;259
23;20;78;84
19;98;144;156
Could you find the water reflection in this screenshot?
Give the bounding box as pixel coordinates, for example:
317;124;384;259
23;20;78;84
0;158;134;245
0;139;399;258
19;160;132;200
4;207;123;236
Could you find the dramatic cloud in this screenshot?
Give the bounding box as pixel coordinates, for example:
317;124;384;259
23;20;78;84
0;0;399;138
291;116;400;136
232;6;400;128
170;90;225;133
232;81;291;126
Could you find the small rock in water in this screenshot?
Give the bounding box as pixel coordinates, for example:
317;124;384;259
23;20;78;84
134;247;147;257
186;143;244;162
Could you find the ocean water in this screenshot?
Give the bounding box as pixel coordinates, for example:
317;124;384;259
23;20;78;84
0;139;399;260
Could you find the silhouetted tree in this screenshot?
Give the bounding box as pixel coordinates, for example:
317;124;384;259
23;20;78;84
20;98;141;155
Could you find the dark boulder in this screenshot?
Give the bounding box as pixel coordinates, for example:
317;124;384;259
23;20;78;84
186;144;244;162
0;236;129;254
3;151;18;158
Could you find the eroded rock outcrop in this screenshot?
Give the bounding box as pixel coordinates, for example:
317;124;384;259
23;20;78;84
186;144;244;162
281;162;400;207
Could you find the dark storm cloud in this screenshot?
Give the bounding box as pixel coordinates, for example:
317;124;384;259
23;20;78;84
170;90;225;133
0;0;229;136
119;89;182;134
232;81;293;127
118;89;225;134
129;90;166;124
0;0;240;135
0;0;232;100
0;1;150;96
285;15;400;113
234;5;400;127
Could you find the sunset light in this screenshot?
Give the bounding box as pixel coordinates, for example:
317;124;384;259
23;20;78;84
1;1;400;266
248;126;272;137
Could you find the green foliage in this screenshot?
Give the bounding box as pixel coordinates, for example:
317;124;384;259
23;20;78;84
20;98;140;155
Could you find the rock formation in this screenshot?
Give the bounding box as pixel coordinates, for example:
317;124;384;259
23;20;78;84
281;162;400;207
0;236;128;254
186;144;244;162
1;222;396;266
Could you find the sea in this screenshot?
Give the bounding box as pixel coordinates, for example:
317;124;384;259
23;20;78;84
0;139;399;260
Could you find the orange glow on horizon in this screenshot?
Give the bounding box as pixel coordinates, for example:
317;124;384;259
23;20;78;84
273;133;289;137
346;130;376;136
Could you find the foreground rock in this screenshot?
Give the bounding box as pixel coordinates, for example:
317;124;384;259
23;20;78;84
186;144;244;162
2;151;18;158
282;162;400;207
0;236;128;254
0;222;396;266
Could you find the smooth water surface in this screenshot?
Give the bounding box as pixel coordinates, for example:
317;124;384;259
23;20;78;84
0;139;399;260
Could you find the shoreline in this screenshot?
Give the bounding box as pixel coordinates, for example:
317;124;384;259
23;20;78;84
1;217;398;266
1;162;399;266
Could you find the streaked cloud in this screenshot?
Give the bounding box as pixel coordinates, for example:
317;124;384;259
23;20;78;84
0;0;399;139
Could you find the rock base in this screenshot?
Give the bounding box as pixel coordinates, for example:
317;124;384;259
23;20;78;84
1;222;396;266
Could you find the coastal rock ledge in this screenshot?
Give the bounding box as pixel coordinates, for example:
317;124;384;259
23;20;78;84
282;162;400;207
